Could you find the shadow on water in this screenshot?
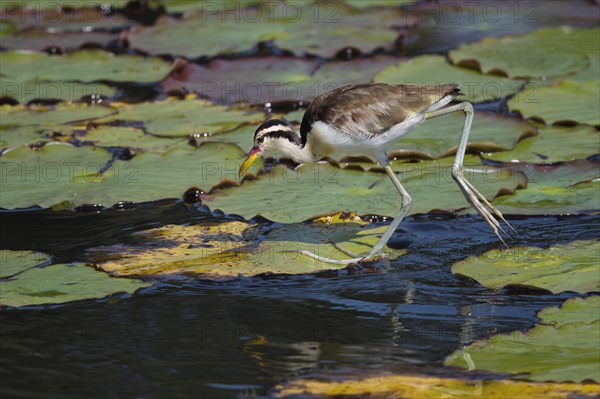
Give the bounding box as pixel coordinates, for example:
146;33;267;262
0;202;597;398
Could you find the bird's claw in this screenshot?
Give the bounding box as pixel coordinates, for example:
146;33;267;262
454;173;515;247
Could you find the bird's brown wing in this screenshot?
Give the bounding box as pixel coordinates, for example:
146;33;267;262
300;83;461;145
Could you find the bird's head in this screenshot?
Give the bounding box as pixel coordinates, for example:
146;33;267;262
239;119;301;176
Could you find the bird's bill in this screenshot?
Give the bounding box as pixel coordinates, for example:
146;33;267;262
239;146;262;176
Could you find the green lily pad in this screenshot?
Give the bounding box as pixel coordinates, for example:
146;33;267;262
125;13;281;58
387;111;536;159
374;55;523;103
0;262;151;308
451;240;600;294
275;372;600;398
1;4;130;33
89;213;397;278
0;250;50;278
206;157;524;223
538;296;600;327
96;97;263;137
449;27;600;79
0;126;49;149
0;143;113;209
0;103;115;127
508;80;600;126
445;295;600;382
81;126;185;152
152;0;272;15
0;50;172;103
484;125;600;163
126;3;405;58
1;29;119;52
344;0;412;8
492;160;599;215
0;140;247;210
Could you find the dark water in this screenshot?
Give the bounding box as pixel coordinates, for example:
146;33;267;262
1;205;596;399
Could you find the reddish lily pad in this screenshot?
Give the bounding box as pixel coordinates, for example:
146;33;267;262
163;56;400;105
162;57;320;104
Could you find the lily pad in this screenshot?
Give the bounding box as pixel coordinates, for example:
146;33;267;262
0;50;172;103
445;295;600;382
161;57;320;104
402;1;600;56
163;56;400;105
449;27;600;79
81;125;185;152
0;103;115;127
387;111;536;159
125;3;406;59
95;97;263;137
0;143;113;209
492;160;599;215
1;29;119;52
206;157;525;223
124;13;281;58
344;0;411;8
451;240;600;294
0;262;151;308
374;55;523;103
0;126;49;149
508;80;600;126
0;141;247;210
484;125;600;163
0;4;130;33
275;372;600;398
88;213;395;278
0;250;50;278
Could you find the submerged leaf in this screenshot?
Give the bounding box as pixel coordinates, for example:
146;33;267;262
275;372;600;398
89;214;397;278
0;262;151;308
0;250;50;278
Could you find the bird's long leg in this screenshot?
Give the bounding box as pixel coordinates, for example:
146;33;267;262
293;166;411;264
425;102;514;244
364;166;412;258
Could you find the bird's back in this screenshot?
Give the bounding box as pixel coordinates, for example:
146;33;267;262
300;83;461;145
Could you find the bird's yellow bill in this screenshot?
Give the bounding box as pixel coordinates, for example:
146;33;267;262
239;147;262;176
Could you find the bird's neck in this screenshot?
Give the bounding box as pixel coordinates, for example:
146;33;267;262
274;137;315;164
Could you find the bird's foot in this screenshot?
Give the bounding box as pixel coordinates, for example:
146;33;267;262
455;174;516;247
286;243;387;265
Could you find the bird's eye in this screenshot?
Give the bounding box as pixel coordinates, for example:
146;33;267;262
257;137;264;144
